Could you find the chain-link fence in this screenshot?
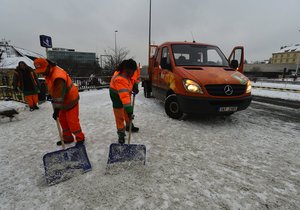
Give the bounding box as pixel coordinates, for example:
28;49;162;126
72;76;111;91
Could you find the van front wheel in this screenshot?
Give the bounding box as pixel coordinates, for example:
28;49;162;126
165;94;184;119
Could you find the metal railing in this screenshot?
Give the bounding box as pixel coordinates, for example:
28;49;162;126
72;76;111;91
0;76;112;103
0;86;25;102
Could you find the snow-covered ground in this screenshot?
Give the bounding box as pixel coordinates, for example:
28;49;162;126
252;89;300;101
1;90;300;209
251;81;300;101
252;81;300;90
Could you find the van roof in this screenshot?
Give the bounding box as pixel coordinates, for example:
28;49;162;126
160;41;217;47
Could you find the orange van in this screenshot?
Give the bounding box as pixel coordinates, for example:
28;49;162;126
142;41;252;119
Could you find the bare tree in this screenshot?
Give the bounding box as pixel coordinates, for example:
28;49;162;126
102;47;131;73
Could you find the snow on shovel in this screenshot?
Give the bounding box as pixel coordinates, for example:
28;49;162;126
43;118;91;185
107;93;146;165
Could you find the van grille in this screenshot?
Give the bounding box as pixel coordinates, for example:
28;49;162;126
205;84;246;96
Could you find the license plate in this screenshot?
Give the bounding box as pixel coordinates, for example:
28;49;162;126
219;107;238;112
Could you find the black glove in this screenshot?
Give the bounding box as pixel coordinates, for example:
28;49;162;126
52;108;60;120
132;84;139;95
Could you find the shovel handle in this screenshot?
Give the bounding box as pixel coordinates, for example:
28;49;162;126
52;104;65;149
55;118;65;149
128;93;136;144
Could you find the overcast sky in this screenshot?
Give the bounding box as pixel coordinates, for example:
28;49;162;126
1;0;300;65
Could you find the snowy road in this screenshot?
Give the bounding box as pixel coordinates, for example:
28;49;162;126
1;90;300;210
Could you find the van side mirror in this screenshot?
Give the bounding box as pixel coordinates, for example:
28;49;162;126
230;60;239;69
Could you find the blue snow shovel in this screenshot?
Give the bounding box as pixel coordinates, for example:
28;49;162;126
43;118;92;185
107;93;146;165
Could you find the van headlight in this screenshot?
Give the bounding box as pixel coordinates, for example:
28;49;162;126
246;81;252;93
183;79;203;94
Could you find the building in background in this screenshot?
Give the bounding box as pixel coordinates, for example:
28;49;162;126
270;44;300;64
47;48;100;77
244;44;300;79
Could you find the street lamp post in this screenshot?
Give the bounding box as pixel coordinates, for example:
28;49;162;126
114;30;118;62
148;0;152;64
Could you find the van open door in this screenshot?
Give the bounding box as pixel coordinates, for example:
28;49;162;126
148;45;158;78
228;46;244;73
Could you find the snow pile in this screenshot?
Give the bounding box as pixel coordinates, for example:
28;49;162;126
0;90;299;209
0;100;26;112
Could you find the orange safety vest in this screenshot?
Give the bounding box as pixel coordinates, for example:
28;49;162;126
45;66;79;110
110;71;133;109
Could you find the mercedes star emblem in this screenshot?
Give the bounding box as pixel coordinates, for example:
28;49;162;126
224;85;233;95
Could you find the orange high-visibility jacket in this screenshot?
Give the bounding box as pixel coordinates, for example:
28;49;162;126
109;71;133;113
45;66;79;110
132;65;141;86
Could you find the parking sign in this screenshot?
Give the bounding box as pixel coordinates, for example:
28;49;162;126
39;35;52;48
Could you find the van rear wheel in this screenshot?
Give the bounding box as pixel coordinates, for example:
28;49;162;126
165;94;184;119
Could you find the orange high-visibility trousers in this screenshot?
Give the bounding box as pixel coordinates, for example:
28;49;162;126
113;108;130;131
59;103;85;142
25;94;38;108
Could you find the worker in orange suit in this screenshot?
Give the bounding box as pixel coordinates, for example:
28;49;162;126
109;59;139;144
34;58;85;147
13;61;40;111
111;62;140;131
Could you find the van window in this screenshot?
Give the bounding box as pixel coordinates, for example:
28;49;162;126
162;47;170;64
161;47;171;70
171;44;229;67
207;49;223;65
155;49;160;63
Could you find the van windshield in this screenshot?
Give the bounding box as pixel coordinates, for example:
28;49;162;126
171;44;229;67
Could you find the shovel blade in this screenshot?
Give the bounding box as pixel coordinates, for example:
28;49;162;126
107;143;146;165
43;145;92;185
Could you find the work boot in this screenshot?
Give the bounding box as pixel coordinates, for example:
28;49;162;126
56;140;74;146
126;123;139;132
117;131;126;144
29;107;35;112
34;105;39;110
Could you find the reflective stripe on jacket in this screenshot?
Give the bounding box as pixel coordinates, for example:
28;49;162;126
45;66;79;110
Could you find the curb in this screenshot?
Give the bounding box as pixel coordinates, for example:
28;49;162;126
252;95;300;109
252;86;300;93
